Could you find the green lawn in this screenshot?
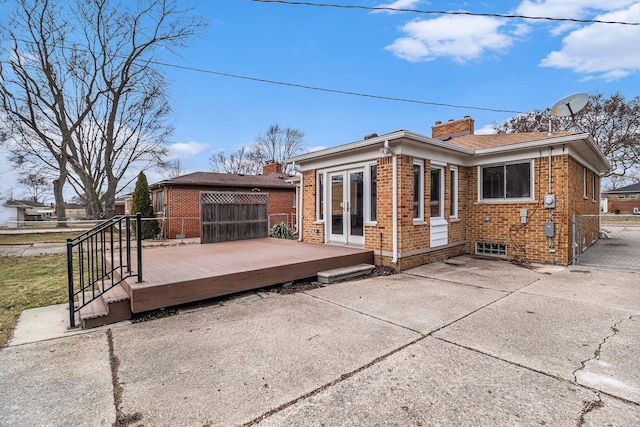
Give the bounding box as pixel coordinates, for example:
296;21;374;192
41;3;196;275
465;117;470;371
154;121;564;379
0;255;68;349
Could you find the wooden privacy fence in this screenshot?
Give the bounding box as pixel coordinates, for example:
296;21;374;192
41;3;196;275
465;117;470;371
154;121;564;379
200;191;269;243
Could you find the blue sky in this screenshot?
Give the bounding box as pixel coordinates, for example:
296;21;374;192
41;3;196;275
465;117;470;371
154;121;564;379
1;0;639;200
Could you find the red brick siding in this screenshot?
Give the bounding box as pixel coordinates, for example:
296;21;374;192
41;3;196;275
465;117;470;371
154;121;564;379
153;186;296;239
607;196;640;214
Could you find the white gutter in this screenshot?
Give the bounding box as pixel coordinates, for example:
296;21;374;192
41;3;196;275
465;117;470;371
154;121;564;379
392;152;398;264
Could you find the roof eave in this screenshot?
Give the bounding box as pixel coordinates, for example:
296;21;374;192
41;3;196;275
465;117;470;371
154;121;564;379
474;133;610;173
286;130;473;164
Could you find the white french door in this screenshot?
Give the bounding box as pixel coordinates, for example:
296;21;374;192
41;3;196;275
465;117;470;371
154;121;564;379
328;169;364;245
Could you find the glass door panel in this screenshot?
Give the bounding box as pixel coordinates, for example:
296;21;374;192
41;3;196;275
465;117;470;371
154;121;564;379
349;171;364;241
330;173;344;241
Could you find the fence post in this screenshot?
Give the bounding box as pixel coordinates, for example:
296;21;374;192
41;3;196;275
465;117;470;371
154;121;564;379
66;238;76;329
136;213;143;283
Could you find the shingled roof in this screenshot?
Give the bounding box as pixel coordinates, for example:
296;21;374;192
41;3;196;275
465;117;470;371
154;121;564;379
607;182;640;193
445;132;578;150
150;171;296;190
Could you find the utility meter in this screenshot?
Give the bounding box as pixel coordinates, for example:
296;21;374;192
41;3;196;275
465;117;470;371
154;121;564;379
543;194;556;209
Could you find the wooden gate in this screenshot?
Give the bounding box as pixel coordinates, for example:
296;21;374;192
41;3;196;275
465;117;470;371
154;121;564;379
200;191;269;243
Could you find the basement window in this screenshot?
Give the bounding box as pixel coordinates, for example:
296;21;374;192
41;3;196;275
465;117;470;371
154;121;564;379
476;242;506;256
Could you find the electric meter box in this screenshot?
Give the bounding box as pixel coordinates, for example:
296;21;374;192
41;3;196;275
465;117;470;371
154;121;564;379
544;221;555;237
543;194;556;209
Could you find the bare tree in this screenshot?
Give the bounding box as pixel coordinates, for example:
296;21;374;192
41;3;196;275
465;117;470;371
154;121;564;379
209;124;305;175
253;124;305;174
18;168;51;203
0;0;205;220
209;146;263;175
158;158;187;179
493;92;640;187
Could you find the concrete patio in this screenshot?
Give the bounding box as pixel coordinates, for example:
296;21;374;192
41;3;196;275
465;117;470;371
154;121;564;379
1;255;639;426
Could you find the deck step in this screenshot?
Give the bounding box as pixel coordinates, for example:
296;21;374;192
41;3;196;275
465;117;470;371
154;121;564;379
78;284;132;329
317;263;375;284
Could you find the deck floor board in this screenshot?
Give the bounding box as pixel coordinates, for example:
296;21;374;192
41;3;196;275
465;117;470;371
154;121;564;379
117;238;373;313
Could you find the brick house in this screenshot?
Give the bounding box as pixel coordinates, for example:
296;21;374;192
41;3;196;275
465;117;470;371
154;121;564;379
149;162;297;239
605;182;640;214
287;117;610;270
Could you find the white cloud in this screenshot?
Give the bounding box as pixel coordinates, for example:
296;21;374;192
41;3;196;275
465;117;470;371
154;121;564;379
167;140;210;159
372;0;424;13
516;0;636;20
539;4;640;80
475;124;497;135
386;15;514;63
307;145;327;153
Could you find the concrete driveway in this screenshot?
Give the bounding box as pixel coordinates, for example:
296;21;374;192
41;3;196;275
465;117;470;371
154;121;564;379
577;224;640;270
1;255;639;426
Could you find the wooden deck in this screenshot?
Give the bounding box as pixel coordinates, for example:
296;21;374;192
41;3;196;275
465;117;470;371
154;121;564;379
119;238;373;313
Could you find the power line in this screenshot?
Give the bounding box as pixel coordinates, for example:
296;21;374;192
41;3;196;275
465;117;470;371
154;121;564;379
151;61;526;114
251;0;640;26
7;37;527;114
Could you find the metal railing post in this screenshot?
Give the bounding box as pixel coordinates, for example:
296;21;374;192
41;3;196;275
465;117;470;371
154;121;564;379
126;216;132;274
136;213;143;282
66;238;76;329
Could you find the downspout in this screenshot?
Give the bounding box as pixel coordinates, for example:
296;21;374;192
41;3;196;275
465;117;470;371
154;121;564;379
391;145;398;264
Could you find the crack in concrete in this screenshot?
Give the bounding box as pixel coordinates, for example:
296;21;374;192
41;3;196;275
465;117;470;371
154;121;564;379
572;315;631;383
107;329;143;427
576;392;604;426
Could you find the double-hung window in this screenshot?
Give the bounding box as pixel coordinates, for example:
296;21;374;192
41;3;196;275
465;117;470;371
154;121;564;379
450;167;458;219
369;164;377;222
155;191;164;213
413;161;424;221
481;161;532;200
317;172;324;221
430;166;443;218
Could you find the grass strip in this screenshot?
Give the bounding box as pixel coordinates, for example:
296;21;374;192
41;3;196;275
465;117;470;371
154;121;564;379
0;255;68;349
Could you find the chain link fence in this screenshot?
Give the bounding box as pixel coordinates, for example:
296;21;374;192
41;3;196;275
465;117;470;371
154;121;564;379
574;214;640;270
1;213;298;257
0;218;198;257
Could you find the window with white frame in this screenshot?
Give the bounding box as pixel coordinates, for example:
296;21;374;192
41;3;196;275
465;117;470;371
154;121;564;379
591;172;596;201
583;167;587;199
413;161;424;220
450;167;458;219
317;172;324;221
369;163;377;222
430;166;443;218
481;161;532;200
155;191;164;213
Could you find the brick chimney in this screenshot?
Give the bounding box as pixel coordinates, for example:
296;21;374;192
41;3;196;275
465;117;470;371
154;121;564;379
262;161;283;174
431;116;474;140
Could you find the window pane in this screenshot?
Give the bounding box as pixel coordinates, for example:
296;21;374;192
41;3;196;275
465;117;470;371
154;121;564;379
413;164;421;219
370;164;377;221
506;163;530;198
318;173;324;220
155;191;164;212
331;175;343;235
350;171;364;237
450;169;457;217
430;168;441;218
482;166;504;199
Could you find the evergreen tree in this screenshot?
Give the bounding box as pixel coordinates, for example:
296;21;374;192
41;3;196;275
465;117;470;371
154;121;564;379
131;172;159;239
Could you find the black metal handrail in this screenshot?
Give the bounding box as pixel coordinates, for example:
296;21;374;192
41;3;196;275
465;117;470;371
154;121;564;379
67;213;142;329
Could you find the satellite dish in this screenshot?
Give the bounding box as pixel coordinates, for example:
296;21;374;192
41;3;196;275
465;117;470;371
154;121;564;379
550;93;589;118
